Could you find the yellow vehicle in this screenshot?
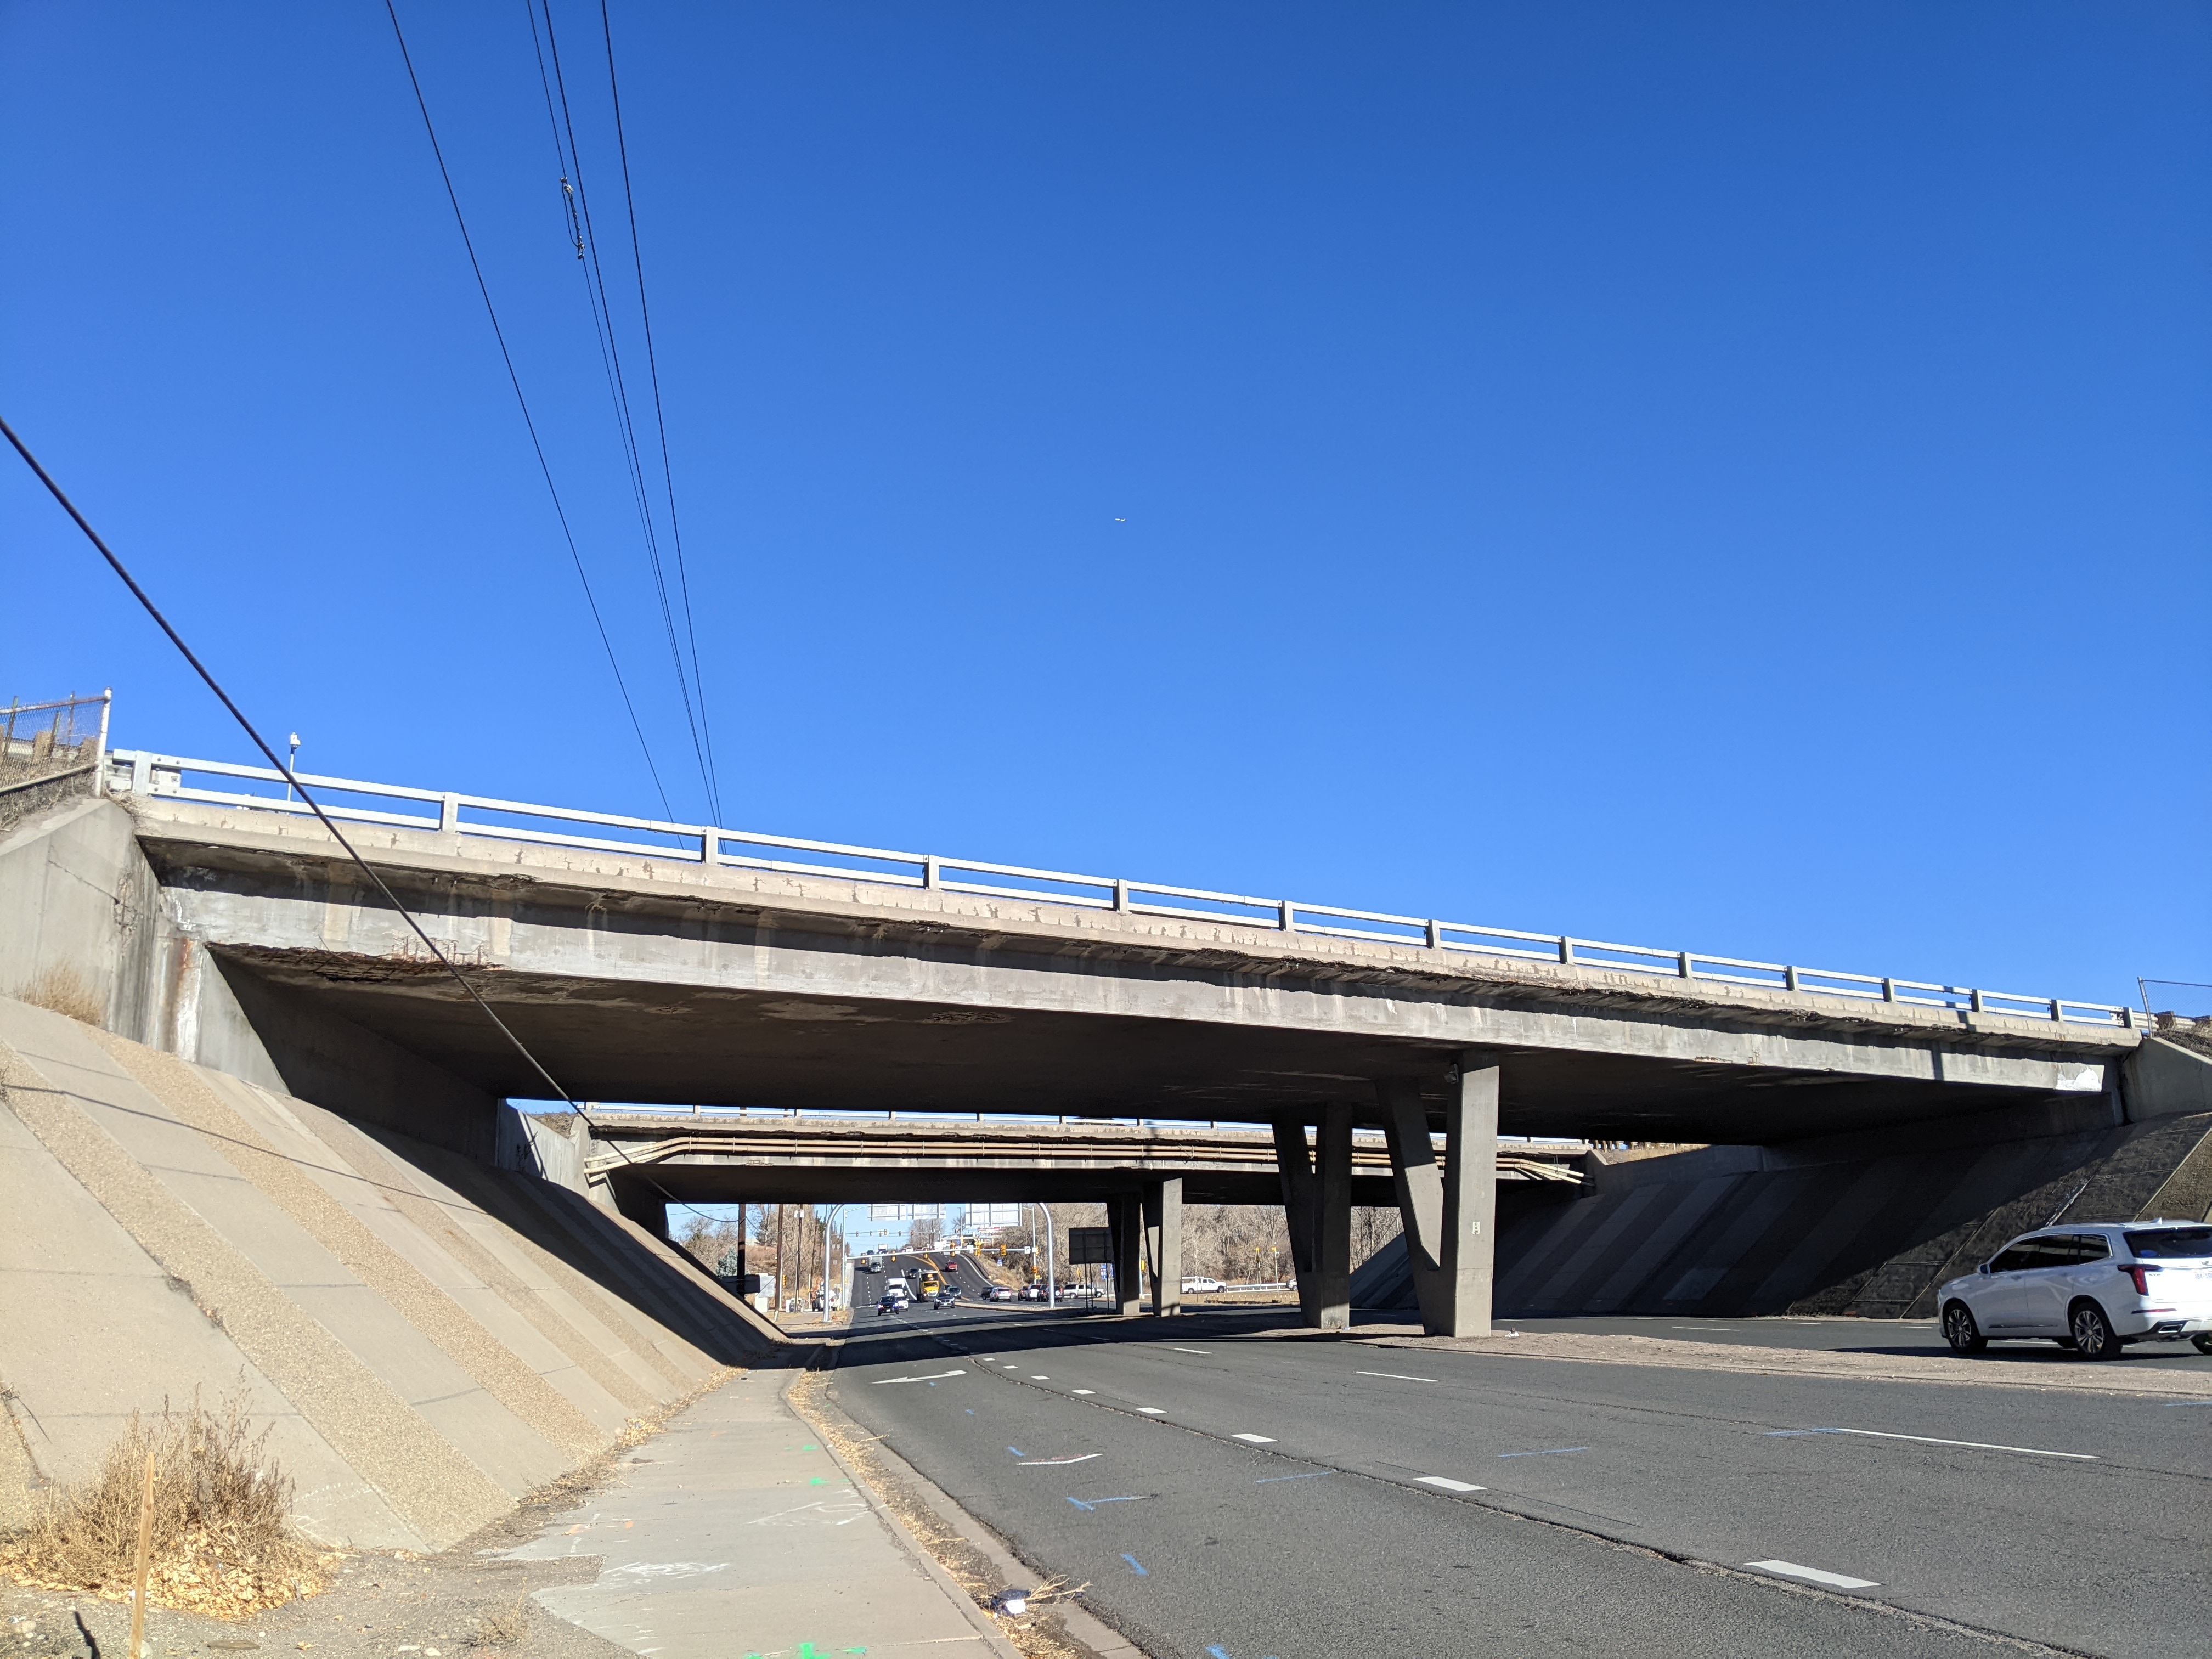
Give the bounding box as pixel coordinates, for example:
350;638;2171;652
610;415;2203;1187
917;1269;944;1298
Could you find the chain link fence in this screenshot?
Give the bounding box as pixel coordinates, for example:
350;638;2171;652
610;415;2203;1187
1;691;111;836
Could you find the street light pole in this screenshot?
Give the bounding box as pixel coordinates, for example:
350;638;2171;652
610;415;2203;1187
1038;1201;1056;1311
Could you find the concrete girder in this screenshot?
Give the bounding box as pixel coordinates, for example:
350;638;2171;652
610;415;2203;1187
136;808;2128;1146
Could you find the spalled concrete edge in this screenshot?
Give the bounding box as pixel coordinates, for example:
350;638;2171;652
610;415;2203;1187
790;1349;1147;1659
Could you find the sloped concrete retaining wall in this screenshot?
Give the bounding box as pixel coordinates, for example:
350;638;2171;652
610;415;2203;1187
0;994;775;1550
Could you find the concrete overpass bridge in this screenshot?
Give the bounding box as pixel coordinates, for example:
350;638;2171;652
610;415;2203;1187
9;746;2199;1338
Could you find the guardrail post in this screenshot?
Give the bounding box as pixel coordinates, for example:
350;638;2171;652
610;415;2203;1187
1783;966;1800;992
1558;938;1575;967
1113;878;1129;913
1969;988;1985;1014
701;827;720;867
1881;977;1897;1003
1426;919;1442;949
130;753;150;797
1279;900;1295;933
922;855;940;890
2119;1006;2137;1030
2049;998;2063;1022
1677;951;1694;979
439;792;461;835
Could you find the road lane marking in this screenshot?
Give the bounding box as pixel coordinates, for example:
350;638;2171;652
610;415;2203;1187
1031;1375;1051;1380
1746;1560;1878;1590
871;1371;965;1385
1136;1407;1167;1414
1256;1471;1326;1484
1121;1554;1148;1576
1498;1447;1587;1458
1414;1476;1485;1493
1071;1389;1096;1395
1357;1370;1437;1384
1232;1434;1276;1443
1068;1494;1146;1509
1019;1453;1101;1466
1767;1427;2096;1460
1171;1347;1211;1355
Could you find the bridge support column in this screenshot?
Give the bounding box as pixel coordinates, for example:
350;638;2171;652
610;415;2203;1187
1378;1075;1449;1332
1274;1109;1351;1329
1273;1118;1321;1324
1437;1055;1499;1336
1108;1193;1144;1317
1314;1102;1353;1330
1144;1177;1182;1317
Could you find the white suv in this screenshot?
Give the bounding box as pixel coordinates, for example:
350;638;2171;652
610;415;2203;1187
1939;1222;2212;1359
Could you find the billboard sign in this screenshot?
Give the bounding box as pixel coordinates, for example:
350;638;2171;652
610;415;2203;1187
1066;1226;1112;1265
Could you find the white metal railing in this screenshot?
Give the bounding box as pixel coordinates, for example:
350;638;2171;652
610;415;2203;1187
108;748;2139;1032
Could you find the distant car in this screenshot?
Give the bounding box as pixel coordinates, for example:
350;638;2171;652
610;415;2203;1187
932;1290;959;1308
1018;1283;1047;1301
988;1284;1018;1301
1181;1276;1224;1294
876;1293;909;1315
1938;1223;2212;1359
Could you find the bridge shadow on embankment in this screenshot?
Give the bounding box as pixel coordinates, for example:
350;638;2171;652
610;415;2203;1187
0;992;779;1559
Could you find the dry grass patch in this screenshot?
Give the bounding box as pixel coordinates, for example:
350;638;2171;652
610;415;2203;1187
17;966;101;1025
0;1394;329;1617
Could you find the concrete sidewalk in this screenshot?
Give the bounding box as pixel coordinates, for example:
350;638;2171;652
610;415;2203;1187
501;1364;1018;1659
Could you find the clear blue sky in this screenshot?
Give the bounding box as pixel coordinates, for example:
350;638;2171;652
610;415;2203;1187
4;3;2207;1012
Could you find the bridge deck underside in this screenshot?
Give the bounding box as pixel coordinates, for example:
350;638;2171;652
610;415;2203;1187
217;950;2078;1144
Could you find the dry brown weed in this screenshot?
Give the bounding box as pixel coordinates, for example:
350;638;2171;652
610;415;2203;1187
0;1391;328;1617
17;965;101;1025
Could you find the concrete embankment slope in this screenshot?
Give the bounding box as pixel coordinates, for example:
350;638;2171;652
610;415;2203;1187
1354;1071;2212;1319
0;994;776;1552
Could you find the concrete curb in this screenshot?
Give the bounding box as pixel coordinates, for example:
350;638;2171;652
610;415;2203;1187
792;1346;1148;1659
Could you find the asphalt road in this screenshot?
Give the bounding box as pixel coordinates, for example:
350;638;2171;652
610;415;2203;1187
831;1290;2211;1659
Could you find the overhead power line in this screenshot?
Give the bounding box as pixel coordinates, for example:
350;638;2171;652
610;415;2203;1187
0;413;580;1109
597;0;721;822
3;413;740;1233
380;0;678;825
526;0;721;826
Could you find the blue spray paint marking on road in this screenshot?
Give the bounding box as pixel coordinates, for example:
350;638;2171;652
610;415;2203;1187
1207;1648;1231;1658
1256;1471;1327;1484
1121;1554;1148;1576
1066;1497;1096;1511
1498;1447;1588;1458
965;1409;974;1415
1009;1447;1026;1457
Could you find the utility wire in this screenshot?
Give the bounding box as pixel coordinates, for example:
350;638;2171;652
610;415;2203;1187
0;413;584;1111
597;0;721;822
3;415;745;1233
381;0;678;826
528;0;720;825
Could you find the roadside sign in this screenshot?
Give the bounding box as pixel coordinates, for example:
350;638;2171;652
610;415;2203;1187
1067;1226;1111;1265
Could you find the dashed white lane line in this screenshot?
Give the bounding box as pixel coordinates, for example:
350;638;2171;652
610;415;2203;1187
1357;1370;1438;1384
1071;1389;1096;1396
871;1370;966;1385
1232;1434;1276;1444
1136;1407;1167;1415
1414;1476;1485;1493
1746;1560;1878;1591
1018;1453;1101;1466
1031;1375;1051;1380
1769;1427;2096;1461
1171;1347;1211;1355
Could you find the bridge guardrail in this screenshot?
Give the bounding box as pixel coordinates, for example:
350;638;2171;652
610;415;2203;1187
107;748;2138;1032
